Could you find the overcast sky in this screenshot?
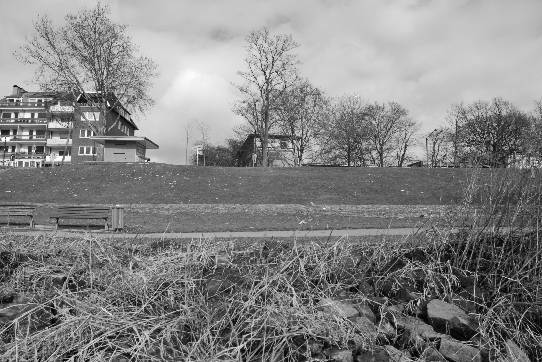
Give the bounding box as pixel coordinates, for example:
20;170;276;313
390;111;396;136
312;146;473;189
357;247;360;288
1;0;542;164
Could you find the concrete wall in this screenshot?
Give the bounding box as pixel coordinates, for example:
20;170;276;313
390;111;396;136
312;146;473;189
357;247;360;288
103;141;137;162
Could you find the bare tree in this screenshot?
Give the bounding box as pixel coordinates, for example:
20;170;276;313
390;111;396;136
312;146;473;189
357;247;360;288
234;27;299;167
16;3;157;164
316;95;370;166
365;102;411;167
531;100;542;158
276;79;327;165
451;98;530;167
394;118;419;167
425;127;453;167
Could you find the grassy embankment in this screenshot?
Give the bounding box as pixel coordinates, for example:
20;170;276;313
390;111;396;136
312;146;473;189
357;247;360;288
1;164;478;232
0;169;541;360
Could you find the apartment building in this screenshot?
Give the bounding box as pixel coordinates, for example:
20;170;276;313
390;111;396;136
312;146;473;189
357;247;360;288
0;85;158;167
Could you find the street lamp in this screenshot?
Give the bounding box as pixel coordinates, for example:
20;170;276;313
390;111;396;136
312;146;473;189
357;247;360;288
2;138;6;166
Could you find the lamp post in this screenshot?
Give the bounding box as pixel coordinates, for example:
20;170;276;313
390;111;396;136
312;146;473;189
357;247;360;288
2;138;6;166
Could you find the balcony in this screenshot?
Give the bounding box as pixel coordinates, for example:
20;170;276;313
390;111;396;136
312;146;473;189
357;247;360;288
0;101;50;108
47;120;73;129
45;155;71;163
47;138;72;146
0;118;48;125
10;135;47;143
5;152;46;160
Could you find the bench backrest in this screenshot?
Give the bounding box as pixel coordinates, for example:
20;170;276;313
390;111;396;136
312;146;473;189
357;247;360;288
53;206;110;218
0;205;36;215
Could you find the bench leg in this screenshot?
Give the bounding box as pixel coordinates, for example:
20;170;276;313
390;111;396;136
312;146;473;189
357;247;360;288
30;217;34;229
55;218;59;230
105;220;109;231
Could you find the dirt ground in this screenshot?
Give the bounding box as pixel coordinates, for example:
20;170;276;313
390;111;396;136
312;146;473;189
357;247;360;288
1;203;457;233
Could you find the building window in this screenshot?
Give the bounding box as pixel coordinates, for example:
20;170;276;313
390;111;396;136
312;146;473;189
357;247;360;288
79;129;94;138
82;112;100;121
78;146;97;155
1;113;10;118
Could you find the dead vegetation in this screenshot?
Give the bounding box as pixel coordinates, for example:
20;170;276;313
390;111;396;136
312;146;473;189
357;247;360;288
0;169;540;361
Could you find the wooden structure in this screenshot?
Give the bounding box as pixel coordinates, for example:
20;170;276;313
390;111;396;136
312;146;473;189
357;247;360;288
0;204;36;227
50;206;111;230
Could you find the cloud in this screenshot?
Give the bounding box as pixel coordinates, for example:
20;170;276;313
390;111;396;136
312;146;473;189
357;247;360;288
1;0;542;164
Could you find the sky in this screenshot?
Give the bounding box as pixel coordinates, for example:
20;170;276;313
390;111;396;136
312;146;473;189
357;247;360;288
1;0;542;164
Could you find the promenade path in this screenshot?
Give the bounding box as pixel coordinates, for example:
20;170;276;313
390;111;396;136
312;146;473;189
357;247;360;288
3;227;426;239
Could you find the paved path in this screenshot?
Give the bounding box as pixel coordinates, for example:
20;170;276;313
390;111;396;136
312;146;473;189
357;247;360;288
3;227;426;239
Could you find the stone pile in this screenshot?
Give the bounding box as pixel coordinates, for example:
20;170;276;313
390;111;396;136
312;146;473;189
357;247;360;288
303;297;529;361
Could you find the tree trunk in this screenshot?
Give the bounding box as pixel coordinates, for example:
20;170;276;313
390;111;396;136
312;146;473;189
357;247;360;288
347;142;351;167
261;136;268;167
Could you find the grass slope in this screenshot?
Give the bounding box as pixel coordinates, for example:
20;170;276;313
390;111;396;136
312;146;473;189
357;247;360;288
0;163;474;205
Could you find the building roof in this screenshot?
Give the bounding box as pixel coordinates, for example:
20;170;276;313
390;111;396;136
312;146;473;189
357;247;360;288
90;136;159;150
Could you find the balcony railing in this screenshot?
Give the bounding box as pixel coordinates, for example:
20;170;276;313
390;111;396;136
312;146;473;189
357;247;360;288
3;152;46;160
10;135;47;142
0;118;48;124
0;101;50;108
47;121;73;129
46;155;71;163
46;138;72;146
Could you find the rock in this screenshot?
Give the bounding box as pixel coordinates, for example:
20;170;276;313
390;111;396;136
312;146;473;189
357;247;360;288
426;299;478;340
0;298;35;323
318;298;360;320
304;339;323;356
452;291;477;314
380;256;407;275
439;338;482;362
357;303;376;324
378;279;418;303
384;345;411;362
394;315;445;340
452;268;475;290
377;319;397;342
353;316;378;340
328;349;354;362
388;304;406;315
354;280;374;295
420;347;447;361
0;301;52;335
355;346;391;362
500;340;530;362
365;295;389;316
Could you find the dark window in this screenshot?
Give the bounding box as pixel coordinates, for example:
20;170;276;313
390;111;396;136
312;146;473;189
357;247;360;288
35;146;44;154
12;129;17;135
1;130;9;136
1;113;10;118
38;113;47;118
58;150;64;156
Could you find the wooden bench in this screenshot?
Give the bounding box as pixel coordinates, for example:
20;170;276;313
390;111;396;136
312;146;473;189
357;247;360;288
50;206;111;230
0;204;36;228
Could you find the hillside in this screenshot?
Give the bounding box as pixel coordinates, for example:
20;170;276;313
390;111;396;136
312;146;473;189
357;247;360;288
0;163;481;205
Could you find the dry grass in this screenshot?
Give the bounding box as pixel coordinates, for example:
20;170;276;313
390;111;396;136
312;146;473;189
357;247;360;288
1;168;541;360
435;169;542;358
0;233;405;360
